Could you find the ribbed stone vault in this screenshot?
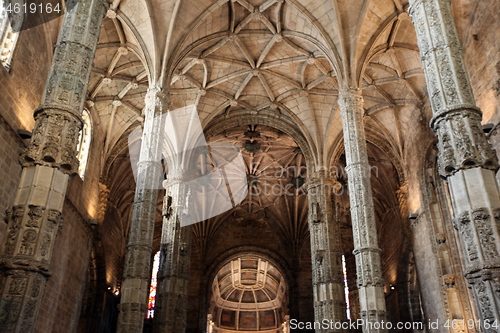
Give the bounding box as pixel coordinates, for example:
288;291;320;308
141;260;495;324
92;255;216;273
91;0;426;174
87;0;430;327
1;0;499;331
192;124;309;257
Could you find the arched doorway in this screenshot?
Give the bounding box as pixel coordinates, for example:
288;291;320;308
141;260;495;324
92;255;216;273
207;256;289;333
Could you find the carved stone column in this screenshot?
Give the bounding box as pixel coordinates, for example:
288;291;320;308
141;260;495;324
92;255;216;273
307;174;346;332
153;171;192;333
153;170;192;333
409;0;500;327
117;88;168;333
0;1;106;332
338;89;387;332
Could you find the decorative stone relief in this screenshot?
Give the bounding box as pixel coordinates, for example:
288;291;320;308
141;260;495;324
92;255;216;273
472;209;499;261
409;0;500;326
433;110;498;177
455;211;479;263
19;111;82;174
117;89;170;333
455;208;500;265
472;280;497;322
338;89;387;330
97;183;110;223
443;274;456;289
409;0;475;114
3;206;24;255
0;1;106;333
410;0;499;178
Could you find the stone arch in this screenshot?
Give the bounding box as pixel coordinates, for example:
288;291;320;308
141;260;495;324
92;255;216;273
201;245;295;333
414;143;477;327
204;112;317;171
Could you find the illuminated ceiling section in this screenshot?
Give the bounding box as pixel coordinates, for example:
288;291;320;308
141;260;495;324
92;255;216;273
209;257;288;332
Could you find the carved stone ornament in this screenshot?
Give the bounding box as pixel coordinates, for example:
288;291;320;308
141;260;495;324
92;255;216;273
434;110;499;177
409;0;499;178
98;183;110;223
338;89;387;327
472;209;499;261
19;109;82;174
0;2;107;332
454;208;500;266
3;206;25;255
443;274;456;289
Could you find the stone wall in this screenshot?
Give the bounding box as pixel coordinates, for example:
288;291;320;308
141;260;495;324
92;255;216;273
453;0;500;125
0;9;104;333
453;0;500;185
0;12;60;239
400;0;500;326
186;217;314;332
0;117;23;237
35;198;92;333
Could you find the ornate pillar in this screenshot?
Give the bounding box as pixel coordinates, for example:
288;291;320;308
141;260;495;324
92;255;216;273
338;89;387;332
409;0;500;327
153;171;192;333
307;174;346;332
0;0;106;332
117;88;168;333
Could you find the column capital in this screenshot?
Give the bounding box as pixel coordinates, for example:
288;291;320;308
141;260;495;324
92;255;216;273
408;0;499;177
144;87;170;114
305;176;341;193
19;110;82;174
409;0;500;325
433;109;499;176
338;89;363;111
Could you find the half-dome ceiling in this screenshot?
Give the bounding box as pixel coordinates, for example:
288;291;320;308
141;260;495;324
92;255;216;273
209;256;287;332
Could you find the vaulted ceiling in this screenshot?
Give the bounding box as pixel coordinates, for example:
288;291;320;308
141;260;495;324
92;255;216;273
90;0;426;176
93;0;427;290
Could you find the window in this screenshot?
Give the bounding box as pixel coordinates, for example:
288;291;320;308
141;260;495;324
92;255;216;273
147;251;160;318
0;0;24;70
342;254;351;320
77;110;92;179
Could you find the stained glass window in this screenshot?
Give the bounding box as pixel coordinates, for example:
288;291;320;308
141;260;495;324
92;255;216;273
147;251;160;318
77;110;92;179
342;254;351;320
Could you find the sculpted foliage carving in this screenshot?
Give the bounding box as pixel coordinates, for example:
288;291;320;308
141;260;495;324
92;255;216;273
434;111;498;177
19;111;82;174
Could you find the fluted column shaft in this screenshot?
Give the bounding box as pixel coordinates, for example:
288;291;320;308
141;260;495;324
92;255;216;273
0;1;106;332
153;171;191;333
338;90;387;332
409;0;500;328
117;88;168;333
307;174;346;332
